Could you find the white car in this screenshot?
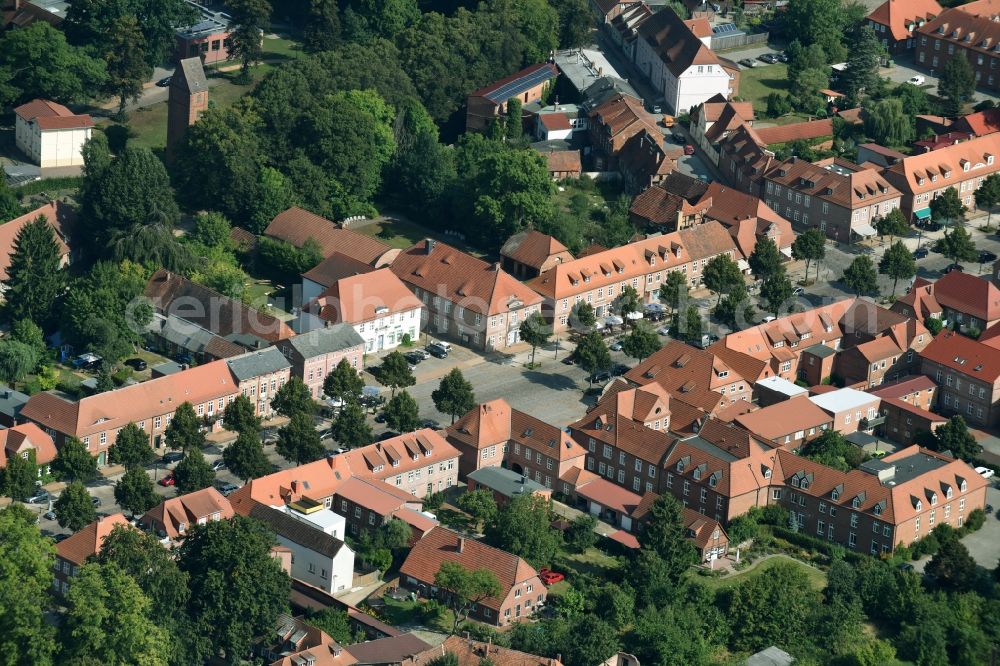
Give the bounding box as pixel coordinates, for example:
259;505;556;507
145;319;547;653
975;466;996;479
908;75;926;85
657;326;671;336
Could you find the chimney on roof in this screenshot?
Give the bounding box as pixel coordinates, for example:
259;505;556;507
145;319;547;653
458;537;465;553
425;239;436;255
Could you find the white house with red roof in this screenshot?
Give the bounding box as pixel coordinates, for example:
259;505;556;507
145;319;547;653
14;99;93;168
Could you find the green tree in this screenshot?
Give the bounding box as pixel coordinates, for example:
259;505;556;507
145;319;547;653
0;504;57;665
108;423;154;470
173;449;215;493
801;429;866;471
303;0;342;53
570;301;596;330
456;489;498;529
702;254;744;305
102;15;151;119
939;53;976;116
677;305;704;345
379;351;416;397
323;359;365;405
384;390;420;432
879;240;917;297
614;284;643;321
727;560;822;652
486;493;560;568
434;561;502;633
841;24;883;99
783;0;852;62
0;22;106;107
178;515;290;663
223;430;271;483
621;320;661;363
841;255;879;296
638;494;697;583
331;402;373;448
374;518;412;551
114;466;160;517
250;168;297;234
924;415;981;461
937;224;978;265
10;319;45;359
659;271;689;316
307;608;357;645
519;311;551;367
227;0;273;82
564;514;598;553
276;412;326;466
761;270;795;317
0;340;37;383
344;0;420;40
165;402;205;452
864;97;915;146
552;0;591;47
52;437;98;483
574;331;611;386
714;282;755;330
272;377;315;418
54;481;97;533
432;368;476;424
0;449;37;500
766;92;793;118
2;215;65;329
791;227;826;283
748;237;783;282
976;173;1000;228
64;0;196;69
926;538;977;592
223;394;261;435
505;97;523;143
191;212;233;249
875;208;909;240
930;187;967;229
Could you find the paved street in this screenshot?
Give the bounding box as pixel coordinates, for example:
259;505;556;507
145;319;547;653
912;484;1000;572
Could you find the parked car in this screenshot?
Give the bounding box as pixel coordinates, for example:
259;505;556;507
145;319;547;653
684;144;695;155
777;52;790;62
156;76;172;87
374;412;387;424
124;358;147;371
944;263;965;273
158;474;176;487
426;343;449;359
561;355;576;365
43;510;56;520
657;325;671;336
792;287;804;296
376;431;400;442
610;363;630;376
913;247;929;259
671;132;685;144
738;58;756;68
216;482;239;497
161;451;184;464
211;459;226;472
651;103;662;113
91;496;101;507
609;341;623;351
908;75;926;85
409;348;431;360
421;419;440;429
539;567;565;585
589;370;612;384
758;53;779;64
27;489;51;504
404;351;425;365
975;466;996;479
54;533;70;543
980;250;997;263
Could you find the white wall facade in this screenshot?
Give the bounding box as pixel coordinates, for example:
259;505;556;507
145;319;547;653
356;306;422;353
278;535;355;595
675;66;734;115
15;118;91;168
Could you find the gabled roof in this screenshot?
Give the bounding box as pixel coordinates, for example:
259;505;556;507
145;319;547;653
625;340;744;415
171;57;208;94
448;399;586;461
543;150;583;174
570;382;675;464
588;93;661;140
402;635;561;666
681;507;727;550
735;399;833;441
920;330;1000;381
867;0;942;41
469;63;560;105
0;422;57;468
0;201;73;281
264;208;396;265
249;504;346;558
883;131;1000;196
390;240;543;316
953;108;1000;137
13;99;93;130
754;119;833;146
140;487;234;540
279;325;365;360
870;375;936;400
930;270;1000;323
349;634;432;666
56;513;131;565
339;429;460;479
309;268;422;325
399;527;540;611
636;8;724;77
302;252;378;289
501;230;573;270
892;278;942;320
765;157;900;209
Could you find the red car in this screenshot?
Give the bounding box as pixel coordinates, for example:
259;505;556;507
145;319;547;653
539;568;565;585
158;474;176;487
684;144;695;155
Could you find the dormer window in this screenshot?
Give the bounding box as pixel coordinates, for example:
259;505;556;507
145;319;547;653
916;500;923;511
960;479;968;492
676;460;685;472
930;492;938;506
717;370;729;378
709;475;718;488
801;480;810;490
831;488;840;500
988;154;995;166
945;486;953;499
694;468;702;481
392;459;399;467
791;477;800;488
412;454;419;462
852;497;860;508
874;503;882;516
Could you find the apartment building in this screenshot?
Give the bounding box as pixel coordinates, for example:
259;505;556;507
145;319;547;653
899;271;1000;332
226;347;291;418
866;0;942;54
446;398;587;484
339;430;460;498
528;221;738;333
734;397;833;450
0;422;56;477
139;487;235;544
276;325;366;400
872;376;945;444
834;319;932;388
390;240;544;351
882;132;1000;221
688;93;755;166
914;7;1000;94
332;476;437;540
53;513;131;597
920;330;1000;427
809;388;882;435
762;156;903;243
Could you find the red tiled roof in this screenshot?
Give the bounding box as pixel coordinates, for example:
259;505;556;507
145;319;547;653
403;635;562;666
14;99;93;129
920;330;1000;381
883;131;1000;197
265;208;396;265
683;17;712;38
543;150;582;174
448;399;586;461
302;252;377;289
140;487;234;540
870;375;936;400
867;0;942;41
0;201;73;281
929;271;1000;323
607;530;640;548
539;113;571;131
399;527;540;612
576;477;643;514
309;268;422;325
734;399;833;441
56;513;131;565
0;422;56;468
954;108;1000;137
501;230;572;270
754;119;833;146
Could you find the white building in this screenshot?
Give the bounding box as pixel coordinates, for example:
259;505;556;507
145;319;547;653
303;267;423;354
14;99;94;168
251;503;355;596
634;9;738;114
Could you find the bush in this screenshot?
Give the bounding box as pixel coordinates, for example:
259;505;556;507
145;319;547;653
910;532;940;559
963;508;986;533
422;491;445;511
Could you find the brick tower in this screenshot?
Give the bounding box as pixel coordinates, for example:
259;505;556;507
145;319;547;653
166;57;209;160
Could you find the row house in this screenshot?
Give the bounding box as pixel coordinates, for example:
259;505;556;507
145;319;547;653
339;429;460;499
891;277;944;322
53;513;131;597
882;131;1000;222
719;123;776;196
226;347;291;418
734;397;833;451
834;318;932;387
400;527;546;626
609;2;654;61
869;376;944;446
920;330;1000;427
500;230;575;280
446;398;587;484
569;382;676;496
20;360;242;462
390;240;544;351
301;267;424;354
276;325;366;401
139;486;235;544
866;0;942;54
332;476;437;541
633;8;739;114
762;156;903;243
528;221;738;333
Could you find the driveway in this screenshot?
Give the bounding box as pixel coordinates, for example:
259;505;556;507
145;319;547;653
884;56;1000;106
913;484;1000;572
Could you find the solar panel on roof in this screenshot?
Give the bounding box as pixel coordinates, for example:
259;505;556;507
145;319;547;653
486;66;555;104
712;23;738;34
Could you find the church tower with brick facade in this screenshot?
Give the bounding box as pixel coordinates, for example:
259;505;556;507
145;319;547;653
166;57;209;160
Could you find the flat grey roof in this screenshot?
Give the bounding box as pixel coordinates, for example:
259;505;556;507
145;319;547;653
467;466;548;497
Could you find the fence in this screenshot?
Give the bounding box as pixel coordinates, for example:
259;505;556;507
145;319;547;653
713;31;769;52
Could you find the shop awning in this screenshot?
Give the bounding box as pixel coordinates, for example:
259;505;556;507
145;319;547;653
914;208;932;220
854;223;877;237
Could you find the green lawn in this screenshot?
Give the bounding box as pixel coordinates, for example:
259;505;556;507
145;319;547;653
692;555;827;592
374;596;455;633
357;216;486;258
737;63;790;112
557;546;621;578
